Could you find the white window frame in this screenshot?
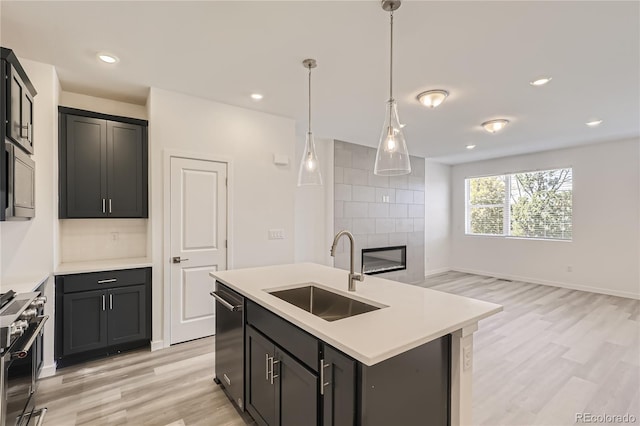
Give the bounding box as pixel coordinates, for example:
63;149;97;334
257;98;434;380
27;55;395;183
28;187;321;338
465;167;573;241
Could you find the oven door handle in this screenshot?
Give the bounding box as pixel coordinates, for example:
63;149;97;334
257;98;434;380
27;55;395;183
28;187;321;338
11;315;49;360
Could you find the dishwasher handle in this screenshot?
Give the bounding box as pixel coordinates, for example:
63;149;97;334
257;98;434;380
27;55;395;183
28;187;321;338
210;291;243;312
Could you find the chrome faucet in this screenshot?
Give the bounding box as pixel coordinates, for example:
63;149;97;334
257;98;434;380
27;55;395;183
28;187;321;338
330;230;364;291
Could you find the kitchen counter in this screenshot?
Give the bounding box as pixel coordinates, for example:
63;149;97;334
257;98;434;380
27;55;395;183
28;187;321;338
2;272;50;294
55;257;152;275
211;262;502;366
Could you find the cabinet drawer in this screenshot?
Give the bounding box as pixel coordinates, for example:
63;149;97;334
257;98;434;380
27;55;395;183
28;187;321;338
246;300;319;372
61;268;148;293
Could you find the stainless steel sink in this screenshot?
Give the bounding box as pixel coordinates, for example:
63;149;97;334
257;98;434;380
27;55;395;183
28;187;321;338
268;284;383;322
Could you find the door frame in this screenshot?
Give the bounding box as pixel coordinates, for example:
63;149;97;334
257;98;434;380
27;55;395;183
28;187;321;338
162;149;234;348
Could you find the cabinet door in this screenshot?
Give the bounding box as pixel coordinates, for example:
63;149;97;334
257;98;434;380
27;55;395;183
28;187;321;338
8;69;24;147
107;285;147;345
64;115;107;217
276;348;319;426
246;326;276;426
106;121;147;217
62;290;108;356
322;345;356;426
21;88;34;153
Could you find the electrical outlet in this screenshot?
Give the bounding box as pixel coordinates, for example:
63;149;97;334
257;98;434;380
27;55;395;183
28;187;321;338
268;229;285;240
463;345;472;371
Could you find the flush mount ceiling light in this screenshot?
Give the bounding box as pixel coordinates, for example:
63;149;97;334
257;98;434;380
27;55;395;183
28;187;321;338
375;0;411;176
297;59;322;186
250;93;263;101
482;119;509;133
466;144;476;150
97;52;119;64
586;119;603;127
417;90;449;108
529;77;552;86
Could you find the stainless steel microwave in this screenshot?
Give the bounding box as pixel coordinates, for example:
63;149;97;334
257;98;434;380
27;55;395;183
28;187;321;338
5;142;34;220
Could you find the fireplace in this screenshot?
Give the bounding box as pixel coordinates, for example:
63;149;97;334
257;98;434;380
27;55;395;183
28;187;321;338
362;246;407;275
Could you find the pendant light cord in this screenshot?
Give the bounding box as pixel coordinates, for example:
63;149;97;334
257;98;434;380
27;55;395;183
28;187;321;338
389;10;394;102
308;64;312;134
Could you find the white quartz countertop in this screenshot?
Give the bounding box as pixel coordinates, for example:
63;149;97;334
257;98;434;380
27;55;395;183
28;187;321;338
55;257;153;275
2;272;50;294
211;263;502;366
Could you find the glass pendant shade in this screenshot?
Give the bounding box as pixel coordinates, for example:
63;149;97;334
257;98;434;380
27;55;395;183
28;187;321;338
297;131;322;186
374;100;411;176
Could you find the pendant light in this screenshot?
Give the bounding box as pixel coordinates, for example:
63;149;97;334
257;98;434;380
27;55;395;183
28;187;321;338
297;58;322;186
374;0;411;176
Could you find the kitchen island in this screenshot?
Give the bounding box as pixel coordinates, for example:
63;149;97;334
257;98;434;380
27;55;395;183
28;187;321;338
211;263;502;426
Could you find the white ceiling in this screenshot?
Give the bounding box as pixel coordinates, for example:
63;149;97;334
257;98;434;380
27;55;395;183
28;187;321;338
1;1;638;164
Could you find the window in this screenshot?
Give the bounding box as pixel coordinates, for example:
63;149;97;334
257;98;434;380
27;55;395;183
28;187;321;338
466;168;572;240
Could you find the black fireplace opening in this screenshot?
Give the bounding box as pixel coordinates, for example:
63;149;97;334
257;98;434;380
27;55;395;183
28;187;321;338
362;245;407;275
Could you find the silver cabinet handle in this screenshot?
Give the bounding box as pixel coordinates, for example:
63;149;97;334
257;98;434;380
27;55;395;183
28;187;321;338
109;294;113;310
102;294;106;311
97;279;117;284
320;360;331;395
102;198;106;214
172;257;190;263
27;123;32;143
265;353;270;381
209;291;242;312
270;358;279;385
109;199;112;214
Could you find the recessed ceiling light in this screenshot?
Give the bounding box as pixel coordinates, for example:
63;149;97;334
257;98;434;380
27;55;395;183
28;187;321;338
530;77;552;86
466;144;476;150
586;119;603;127
482;119;509;133
97;52;119;64
417;90;449;108
250;93;263;101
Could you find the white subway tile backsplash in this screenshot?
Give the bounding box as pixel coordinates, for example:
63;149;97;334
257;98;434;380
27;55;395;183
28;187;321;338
368;173;389;188
368;203;389;218
375;218;395;234
335;184;352;201
368;234;389;248
389;232;408;246
411;159;425;178
352;185;375;202
413;218;425;231
408;176;424;191
334;146;352;168
389;175;408;189
344;202;368;218
334;201;344;218
334;167;344;184
335;218;352;233
396;189;413;204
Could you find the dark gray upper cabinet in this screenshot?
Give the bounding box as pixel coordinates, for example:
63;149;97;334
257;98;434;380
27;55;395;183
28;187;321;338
59;107;148;219
2;47;37;155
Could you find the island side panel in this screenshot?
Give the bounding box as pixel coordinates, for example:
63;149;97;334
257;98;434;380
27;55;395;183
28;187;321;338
450;324;478;426
358;335;451;426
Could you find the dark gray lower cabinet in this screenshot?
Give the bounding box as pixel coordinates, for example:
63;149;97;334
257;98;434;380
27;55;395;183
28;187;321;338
55;268;151;366
322;345;356;426
246;326;319;426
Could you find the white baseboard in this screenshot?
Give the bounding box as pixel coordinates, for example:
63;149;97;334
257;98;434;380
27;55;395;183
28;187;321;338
451;267;640;300
425;267;452;278
150;340;165;351
39;363;57;378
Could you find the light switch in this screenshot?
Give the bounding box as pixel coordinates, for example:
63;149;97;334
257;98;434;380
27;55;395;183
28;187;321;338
268;229;285;240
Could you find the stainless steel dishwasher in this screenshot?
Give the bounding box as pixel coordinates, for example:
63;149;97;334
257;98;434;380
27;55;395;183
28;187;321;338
210;282;244;411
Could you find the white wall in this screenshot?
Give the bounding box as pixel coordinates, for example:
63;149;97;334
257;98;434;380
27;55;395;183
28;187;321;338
425;160;451;275
294;137;334;265
59;91;147;120
148;87;296;346
450;138;640;299
0;58;58;374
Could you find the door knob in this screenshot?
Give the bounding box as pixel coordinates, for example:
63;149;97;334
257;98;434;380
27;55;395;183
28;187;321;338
172;257;190;263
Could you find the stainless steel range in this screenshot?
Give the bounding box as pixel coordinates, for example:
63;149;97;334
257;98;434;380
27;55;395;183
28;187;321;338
0;290;48;426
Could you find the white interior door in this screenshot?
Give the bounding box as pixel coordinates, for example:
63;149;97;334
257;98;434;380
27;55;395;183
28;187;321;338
170;157;227;344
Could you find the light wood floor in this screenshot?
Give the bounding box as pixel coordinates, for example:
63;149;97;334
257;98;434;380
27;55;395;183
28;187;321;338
39;272;639;425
